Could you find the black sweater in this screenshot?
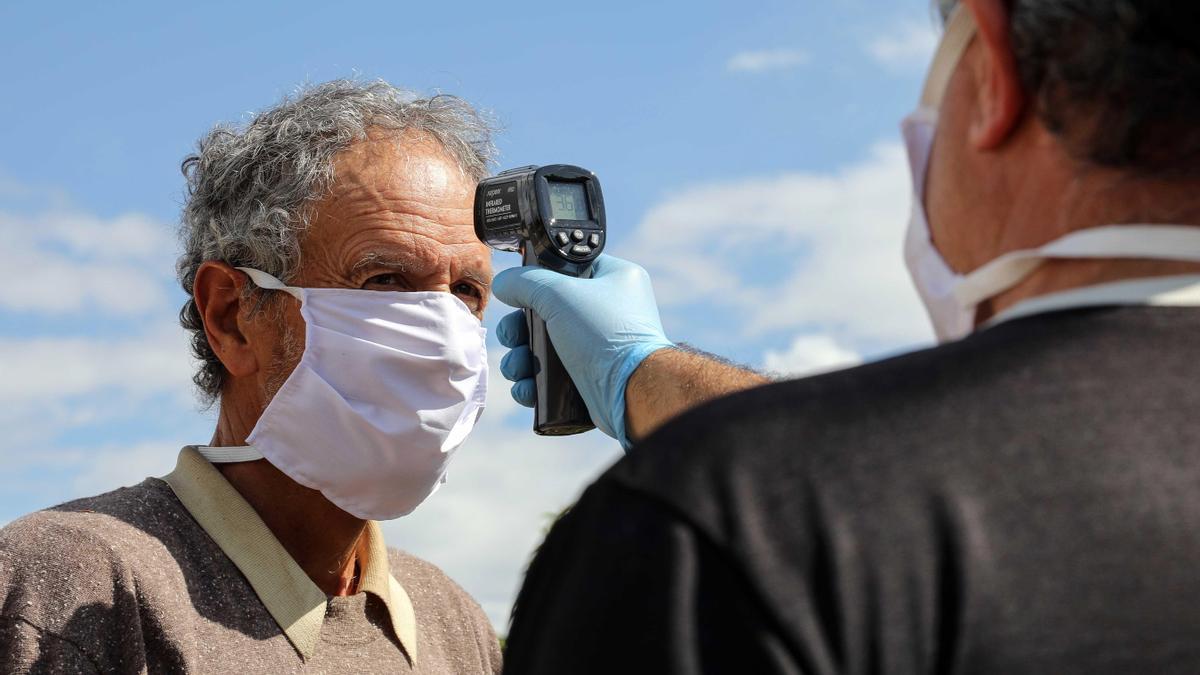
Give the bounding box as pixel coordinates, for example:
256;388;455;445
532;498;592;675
506;306;1200;674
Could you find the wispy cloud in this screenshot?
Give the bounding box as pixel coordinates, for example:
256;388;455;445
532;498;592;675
763;334;862;378
0;209;176;315
620;142;934;350
0;327;193;406
0;181;204;521
867;20;939;68
70;441;188;496
0;186;195;445
726;48;810;74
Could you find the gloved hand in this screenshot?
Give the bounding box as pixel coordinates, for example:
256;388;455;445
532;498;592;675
492;254;674;448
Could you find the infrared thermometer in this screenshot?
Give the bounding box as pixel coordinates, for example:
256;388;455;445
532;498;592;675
474;164;606;435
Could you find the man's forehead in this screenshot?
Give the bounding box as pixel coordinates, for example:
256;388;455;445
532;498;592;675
299;131;489;280
329;131;473;203
315;222;490;277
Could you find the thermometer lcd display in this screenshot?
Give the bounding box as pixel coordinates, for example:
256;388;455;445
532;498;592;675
548;181;588;221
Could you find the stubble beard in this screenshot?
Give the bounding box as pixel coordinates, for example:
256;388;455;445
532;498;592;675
262;320;304;410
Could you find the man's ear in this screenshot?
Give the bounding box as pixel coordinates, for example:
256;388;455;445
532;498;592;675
193;261;259;378
963;0;1027;149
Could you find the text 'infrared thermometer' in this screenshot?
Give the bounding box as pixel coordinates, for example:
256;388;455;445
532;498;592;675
474;165;606;435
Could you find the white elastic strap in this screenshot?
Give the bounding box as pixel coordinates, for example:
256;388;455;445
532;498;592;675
237;267;303;300
954;225;1200;308
195;445;264;463
920;5;977;108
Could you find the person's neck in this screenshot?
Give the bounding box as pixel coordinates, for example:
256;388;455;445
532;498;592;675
978;162;1200;322
209;396;367;597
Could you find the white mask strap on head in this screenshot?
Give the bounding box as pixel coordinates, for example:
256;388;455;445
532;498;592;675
920;5;978;109
954;225;1200;308
191;268;301;467
237;267;303;301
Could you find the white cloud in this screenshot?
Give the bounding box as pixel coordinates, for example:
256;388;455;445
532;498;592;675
70;441;182;496
868;20;939;68
0;210;176;315
0;174;70;207
622;141;934;349
763;334;862;377
0;324;195;406
0;321;203;495
0;183;207;517
726;48;810;73
0;437;190;524
41;211;175;262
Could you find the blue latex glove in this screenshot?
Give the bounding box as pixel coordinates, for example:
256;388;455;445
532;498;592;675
492;254;674;448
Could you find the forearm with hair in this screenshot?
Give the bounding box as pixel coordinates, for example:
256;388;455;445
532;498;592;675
624;345;769;443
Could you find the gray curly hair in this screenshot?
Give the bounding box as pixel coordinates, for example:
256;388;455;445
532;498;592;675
177;79;497;404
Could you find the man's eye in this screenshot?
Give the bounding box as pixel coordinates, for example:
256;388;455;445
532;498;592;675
364;273;406;289
452;282;482;299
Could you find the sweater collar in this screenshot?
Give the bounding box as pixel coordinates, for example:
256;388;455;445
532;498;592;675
163;446;417;663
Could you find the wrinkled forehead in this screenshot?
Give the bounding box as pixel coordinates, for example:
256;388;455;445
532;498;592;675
298;131;488;280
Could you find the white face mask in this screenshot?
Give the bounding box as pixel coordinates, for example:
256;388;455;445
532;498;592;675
198;267;488;521
903;7;1200;342
902;106;968;342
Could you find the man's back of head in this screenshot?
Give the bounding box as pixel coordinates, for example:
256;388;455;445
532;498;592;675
925;0;1200;326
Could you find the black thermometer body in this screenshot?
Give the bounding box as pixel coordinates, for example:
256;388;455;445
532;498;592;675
474;164;605;435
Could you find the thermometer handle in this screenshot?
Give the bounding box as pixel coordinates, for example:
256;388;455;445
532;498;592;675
521;247;595;435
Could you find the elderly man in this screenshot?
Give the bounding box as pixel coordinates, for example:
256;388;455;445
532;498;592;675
498;0;1200;672
0;80;501;672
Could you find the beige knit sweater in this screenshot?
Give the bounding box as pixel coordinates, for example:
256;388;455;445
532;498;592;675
0;476;502;673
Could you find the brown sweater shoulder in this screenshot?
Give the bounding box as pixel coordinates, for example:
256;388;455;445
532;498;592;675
387;548;503;675
0;479;197;672
1;481;504;674
0;479;188;615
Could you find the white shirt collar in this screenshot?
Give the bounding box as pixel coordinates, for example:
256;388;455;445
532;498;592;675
987;275;1200;328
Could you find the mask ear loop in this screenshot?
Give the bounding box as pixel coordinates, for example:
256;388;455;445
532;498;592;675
920;5;978;109
236;267;304;301
953;225;1200;308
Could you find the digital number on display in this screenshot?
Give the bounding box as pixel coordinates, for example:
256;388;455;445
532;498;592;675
548;182;588;221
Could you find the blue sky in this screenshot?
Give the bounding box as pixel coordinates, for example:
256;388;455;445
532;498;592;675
0;0;939;627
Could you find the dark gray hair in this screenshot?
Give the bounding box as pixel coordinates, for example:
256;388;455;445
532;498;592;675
939;1;1200;175
177;79;497;404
